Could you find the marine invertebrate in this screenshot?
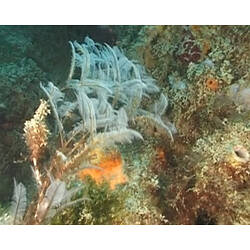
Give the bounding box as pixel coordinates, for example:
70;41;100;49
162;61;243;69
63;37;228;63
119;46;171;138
176;34;202;64
24;99;50;165
189;122;250;224
0;34;179;226
108;25;250;225
154;117;250;225
10;179;27;225
66;37;175;140
23;99;50;185
4;36;171;225
205;77;219;91
40;82;64;146
227;84;250;112
136;93;177;142
78;150;127;190
234;87;250;111
232;145;249;163
34;179;87;224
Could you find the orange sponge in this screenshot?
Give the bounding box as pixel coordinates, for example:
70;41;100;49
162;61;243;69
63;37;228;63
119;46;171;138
205;78;219;91
78;150;127;190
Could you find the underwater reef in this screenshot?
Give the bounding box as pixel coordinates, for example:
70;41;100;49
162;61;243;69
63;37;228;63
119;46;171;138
0;25;250;225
